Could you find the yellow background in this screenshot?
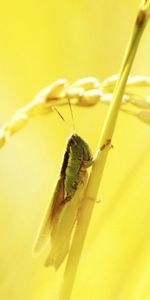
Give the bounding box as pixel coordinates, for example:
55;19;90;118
1;0;150;299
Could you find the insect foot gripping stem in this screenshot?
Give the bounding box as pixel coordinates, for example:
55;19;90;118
100;139;113;151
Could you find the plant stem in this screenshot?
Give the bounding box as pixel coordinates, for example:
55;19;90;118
60;2;150;300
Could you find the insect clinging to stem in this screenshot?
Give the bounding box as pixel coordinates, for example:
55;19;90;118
33;99;94;270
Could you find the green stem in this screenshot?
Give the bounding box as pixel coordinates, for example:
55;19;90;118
60;2;150;300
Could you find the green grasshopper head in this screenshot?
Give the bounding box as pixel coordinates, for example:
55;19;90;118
70;134;93;167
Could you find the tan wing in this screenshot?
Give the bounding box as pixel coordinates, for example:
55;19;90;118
44;171;88;269
32;176;64;256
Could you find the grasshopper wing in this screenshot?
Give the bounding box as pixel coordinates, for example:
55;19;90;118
44;172;88;269
33;176;64;256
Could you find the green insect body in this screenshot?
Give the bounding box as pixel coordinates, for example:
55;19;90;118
33;134;93;269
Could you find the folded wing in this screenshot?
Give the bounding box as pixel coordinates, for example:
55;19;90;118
32;176;64;256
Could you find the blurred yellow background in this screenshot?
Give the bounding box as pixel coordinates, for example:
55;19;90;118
1;0;150;299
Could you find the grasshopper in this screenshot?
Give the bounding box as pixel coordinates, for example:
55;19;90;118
33;124;93;269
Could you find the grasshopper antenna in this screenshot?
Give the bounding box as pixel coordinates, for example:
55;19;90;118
52;100;76;133
52;106;65;122
67;97;76;133
52;106;73;131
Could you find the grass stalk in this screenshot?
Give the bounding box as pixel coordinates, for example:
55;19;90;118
60;2;150;299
